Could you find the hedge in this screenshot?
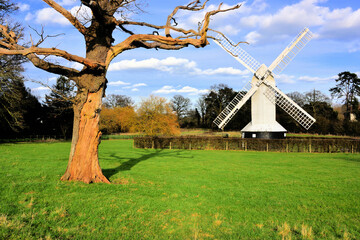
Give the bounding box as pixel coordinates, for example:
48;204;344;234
134;136;360;153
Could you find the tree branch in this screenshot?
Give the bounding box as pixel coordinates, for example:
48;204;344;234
1;23;104;72
116;20;199;36
165;0;209;37
106;2;242;67
0;47;104;69
42;0;87;35
26;53;81;82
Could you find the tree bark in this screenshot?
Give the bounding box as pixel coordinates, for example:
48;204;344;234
61;84;110;184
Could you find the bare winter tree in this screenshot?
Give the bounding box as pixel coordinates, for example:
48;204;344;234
103;94;133;108
171;95;191;120
0;0;241;183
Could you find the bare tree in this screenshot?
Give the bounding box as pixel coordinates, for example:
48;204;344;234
304;89;331;105
0;0;241;183
103;94;133;108
171;95;191;119
287;92;305;107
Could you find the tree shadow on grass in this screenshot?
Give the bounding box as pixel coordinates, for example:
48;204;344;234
102;149;192;179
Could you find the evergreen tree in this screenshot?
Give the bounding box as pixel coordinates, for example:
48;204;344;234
44;76;75;139
330;72;360;120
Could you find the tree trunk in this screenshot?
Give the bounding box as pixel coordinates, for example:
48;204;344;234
60;85;110;184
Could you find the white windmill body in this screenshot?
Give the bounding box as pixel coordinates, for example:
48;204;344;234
242;65;286;138
212;28;316;139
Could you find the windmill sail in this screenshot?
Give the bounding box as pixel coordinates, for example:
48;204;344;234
269;28;313;75
213;82;258;130
263;83;316;130
213;34;261;74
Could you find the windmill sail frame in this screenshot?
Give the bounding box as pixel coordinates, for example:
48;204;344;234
263;82;316;130
213;34;261;74
269;28;313;75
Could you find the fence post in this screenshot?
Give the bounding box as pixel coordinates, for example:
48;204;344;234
245;141;247;152
152;140;154;149
266;143;269;152
170;141;172;150
189;142;191;150
309;143;312;153
286;143;289;153
226;141;228;150
352;145;354;154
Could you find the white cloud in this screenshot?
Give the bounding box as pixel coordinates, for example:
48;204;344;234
71;62;84;70
320;7;360;40
48;77;57;82
34;5;91;26
153;85;209;95
250;0;268;12
221;24;241;36
109;57;249;76
35;7;70;25
245;31;261;44
193;67;249;76
25;13;33;21
239;0;360;44
18;3;30;11
108;57;196;72
298;75;336;82
108;80;130;86
122;83;147;90
31;86;50;92
132;83;147;87
348;41;360;53
276;74;296;84
70;5;92;25
59;0;77;6
277;74;337;84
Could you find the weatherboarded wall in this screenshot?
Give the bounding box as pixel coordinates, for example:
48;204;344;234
134;136;360;153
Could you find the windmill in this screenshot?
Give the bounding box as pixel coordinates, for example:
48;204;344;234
212;28;316;139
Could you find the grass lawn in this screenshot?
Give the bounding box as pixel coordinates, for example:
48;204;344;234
0;140;359;239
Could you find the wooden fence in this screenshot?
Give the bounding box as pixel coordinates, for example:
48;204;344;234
134;136;360;153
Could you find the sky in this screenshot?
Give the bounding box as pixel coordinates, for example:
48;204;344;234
12;0;360;106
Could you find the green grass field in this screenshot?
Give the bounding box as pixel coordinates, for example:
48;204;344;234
1;140;359;239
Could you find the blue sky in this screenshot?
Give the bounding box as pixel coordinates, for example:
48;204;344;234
14;0;360;105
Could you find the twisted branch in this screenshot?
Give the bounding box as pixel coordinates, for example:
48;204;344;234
107;2;242;66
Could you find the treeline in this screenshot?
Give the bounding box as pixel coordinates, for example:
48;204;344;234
2;71;359;138
100;77;360;137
